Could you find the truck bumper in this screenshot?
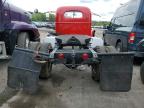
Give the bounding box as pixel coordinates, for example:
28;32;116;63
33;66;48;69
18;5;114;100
53;49;97;66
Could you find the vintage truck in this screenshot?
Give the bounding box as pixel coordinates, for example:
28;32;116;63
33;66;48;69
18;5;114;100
8;6;134;93
0;0;40;59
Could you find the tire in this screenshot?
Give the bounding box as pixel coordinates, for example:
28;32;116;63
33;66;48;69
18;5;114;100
94;46;106;53
94;46;117;53
140;62;144;84
28;41;40;51
116;42;123;52
39;43;49;52
92;46;104;82
91;46;117;82
39;62;52;79
17;32;30;48
105;46;117;53
91;46;105;82
91;64;100;82
28;42;52;79
39;43;53;79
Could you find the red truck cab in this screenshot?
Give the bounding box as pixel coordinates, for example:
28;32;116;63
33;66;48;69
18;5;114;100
56;6;92;36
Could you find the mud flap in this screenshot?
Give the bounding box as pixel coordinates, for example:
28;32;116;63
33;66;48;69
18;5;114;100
8;48;41;92
98;53;134;92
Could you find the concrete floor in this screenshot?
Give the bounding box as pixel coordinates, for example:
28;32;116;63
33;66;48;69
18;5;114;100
0;29;144;108
0;63;144;108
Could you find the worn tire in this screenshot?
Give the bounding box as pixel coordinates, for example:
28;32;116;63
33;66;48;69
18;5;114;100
39;43;53;79
91;46;117;82
94;46;106;53
39;43;49;52
28;42;40;50
105;46;117;53
92;46;105;82
39;62;52;79
116;42;123;52
140;62;144;84
91;64;100;82
28;42;52;79
17;32;30;48
94;46;117;53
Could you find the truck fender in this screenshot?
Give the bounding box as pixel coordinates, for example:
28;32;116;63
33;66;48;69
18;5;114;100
5;21;40;38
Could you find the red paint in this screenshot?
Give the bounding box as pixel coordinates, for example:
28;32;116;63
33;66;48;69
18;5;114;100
58;53;65;59
82;53;89;60
56;6;92;36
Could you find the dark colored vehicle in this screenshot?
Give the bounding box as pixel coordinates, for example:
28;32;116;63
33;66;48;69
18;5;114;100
138;39;144;84
0;0;40;56
103;0;144;57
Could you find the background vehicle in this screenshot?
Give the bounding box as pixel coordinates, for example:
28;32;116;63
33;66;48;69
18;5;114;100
138;39;144;83
103;0;144;57
8;6;134;93
0;0;40;58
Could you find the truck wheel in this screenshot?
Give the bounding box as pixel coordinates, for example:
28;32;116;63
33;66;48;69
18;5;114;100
116;42;123;52
39;43;49;52
91;64;100;82
105;46;117;53
17;32;30;48
94;46;106;53
91;46;105;82
91;46;117;82
39;62;52;79
28;41;40;50
28;42;52;79
140;62;144;84
39;43;53;79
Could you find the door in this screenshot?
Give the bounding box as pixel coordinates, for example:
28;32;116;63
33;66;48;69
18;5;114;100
104;18;115;46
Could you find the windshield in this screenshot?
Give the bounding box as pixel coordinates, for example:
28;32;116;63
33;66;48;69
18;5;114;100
111;0;140;28
64;11;83;19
